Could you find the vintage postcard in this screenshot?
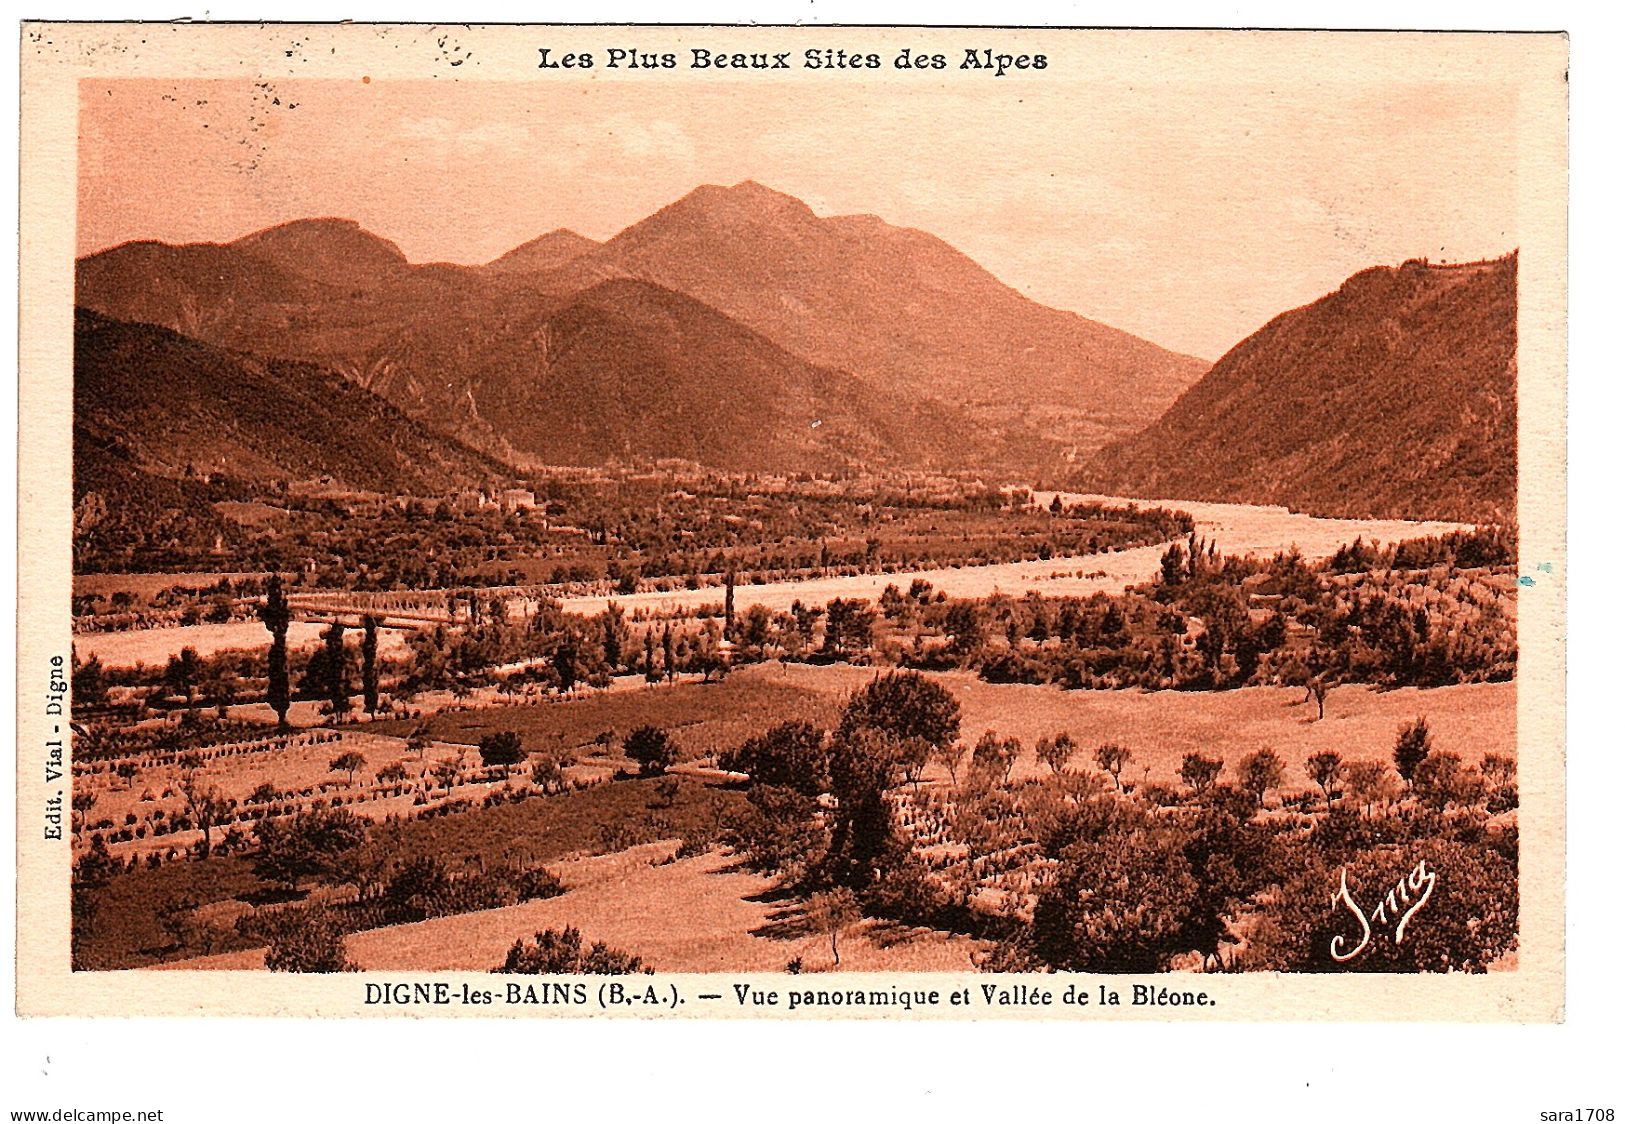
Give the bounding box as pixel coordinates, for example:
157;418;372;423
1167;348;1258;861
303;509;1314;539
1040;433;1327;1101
16;23;1567;1019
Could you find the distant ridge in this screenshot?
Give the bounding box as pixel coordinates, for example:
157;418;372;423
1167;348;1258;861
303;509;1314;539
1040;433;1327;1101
74;308;509;496
230;218;412;289
487;229;600;273
1077;254;1517;523
76;183;1208;465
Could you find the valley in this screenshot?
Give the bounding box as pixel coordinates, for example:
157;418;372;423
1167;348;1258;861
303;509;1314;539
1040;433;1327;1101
68;186;1522;980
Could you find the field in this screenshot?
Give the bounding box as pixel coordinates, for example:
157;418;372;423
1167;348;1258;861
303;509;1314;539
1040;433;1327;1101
74;619;414;668
77;774;746;969
74;726;466;861
71;493;1514;976
75;671;844;864
734;663;1515;789
166;842;984;973
371;673;843;766
73;571;265;601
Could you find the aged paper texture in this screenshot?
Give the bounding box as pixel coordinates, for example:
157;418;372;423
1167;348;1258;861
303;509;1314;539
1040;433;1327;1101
17;23;1567;1019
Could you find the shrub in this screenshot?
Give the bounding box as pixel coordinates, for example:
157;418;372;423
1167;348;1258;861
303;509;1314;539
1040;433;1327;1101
719;721;828;795
1029;806;1200;972
624;726;677;777
1394;717;1433;786
1245;838;1517;972
251;806;368;891
495;926;652;974
263;908;357;973
1179;753;1223;797
478;731;526;774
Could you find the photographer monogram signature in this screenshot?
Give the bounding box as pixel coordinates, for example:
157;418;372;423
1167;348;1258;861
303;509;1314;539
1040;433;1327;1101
1329;859;1437;962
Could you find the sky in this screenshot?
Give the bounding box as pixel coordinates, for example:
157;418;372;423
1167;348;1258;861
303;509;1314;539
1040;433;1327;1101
77;76;1520;360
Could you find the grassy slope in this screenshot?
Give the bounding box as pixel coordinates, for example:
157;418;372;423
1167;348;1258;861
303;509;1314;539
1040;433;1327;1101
369;675;844;765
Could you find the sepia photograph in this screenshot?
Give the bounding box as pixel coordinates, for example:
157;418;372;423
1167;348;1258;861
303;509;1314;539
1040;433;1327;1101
16;23;1568;1021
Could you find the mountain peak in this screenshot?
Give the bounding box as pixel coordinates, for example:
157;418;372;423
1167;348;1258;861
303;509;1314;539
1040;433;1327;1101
638;180;814;231
487;228;600;272
231;218;409;288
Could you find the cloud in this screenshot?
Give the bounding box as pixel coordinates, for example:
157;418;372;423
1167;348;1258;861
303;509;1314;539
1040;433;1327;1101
601;117;698;166
395;115;539;154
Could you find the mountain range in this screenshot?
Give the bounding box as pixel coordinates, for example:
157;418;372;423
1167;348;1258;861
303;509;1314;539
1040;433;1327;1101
1077;254;1518;523
74;182;1518;524
74;181;1208;470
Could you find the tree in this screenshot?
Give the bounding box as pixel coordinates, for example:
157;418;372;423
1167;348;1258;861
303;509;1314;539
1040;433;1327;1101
377;762;409;785
821;598;876;657
72;654;108;708
879;583;911;624
406;725;433;760
201;662;239;720
552;635;580;694
1094;742;1132;791
736;604;775;662
661;625;676;683
1413;751;1483;811
824;728;907;891
601;603;625;672
935;739;968;785
643;629;659;683
1179;753;1223;798
252;807;368;892
1394;717;1433;787
329;750;367;786
1028;807;1200;972
1480;752;1516;788
724;570;737;640
1160;543;1187;587
179;759;230;856
719;722;827;796
969;730;1013;788
320;621;351;718
1245;839;1517;972
360;614;382;717
1036;732;1078;775
478;731;526;776
691;620;726;682
70;791;97;840
382;855;455;922
836;671;962;755
264;908;356;973
1307;675;1331;721
807;887;861;967
164;647;201;713
530;754;564;795
433;759;461;794
943;601;986;662
1238;748;1285;809
259;574;292;730
1305;751;1344;814
497;926;650;974
624;725;677;777
1344;760;1397;817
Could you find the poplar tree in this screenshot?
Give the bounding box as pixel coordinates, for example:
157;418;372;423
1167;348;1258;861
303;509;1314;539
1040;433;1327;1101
259;574;292;731
361;614;382;717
